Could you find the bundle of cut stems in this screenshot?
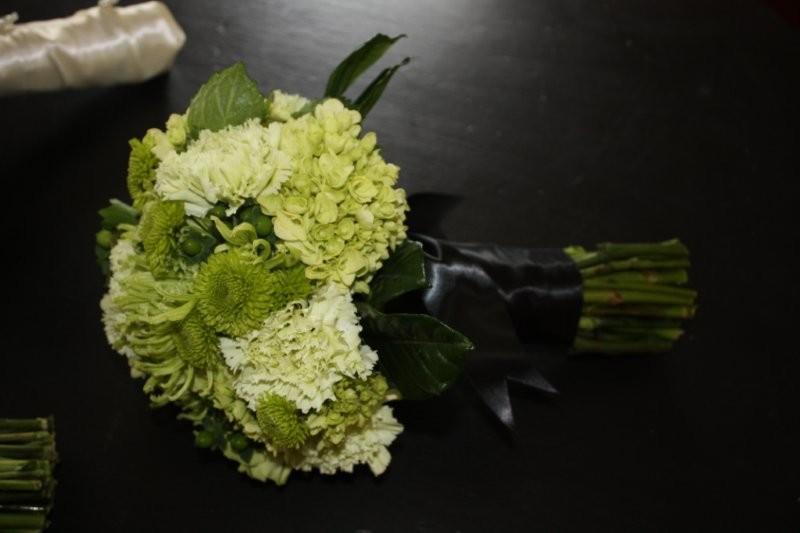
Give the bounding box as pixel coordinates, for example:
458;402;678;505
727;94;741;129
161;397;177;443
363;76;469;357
0;418;56;532
565;239;697;354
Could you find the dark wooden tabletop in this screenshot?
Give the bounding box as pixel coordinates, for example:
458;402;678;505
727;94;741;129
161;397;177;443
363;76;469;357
1;0;799;530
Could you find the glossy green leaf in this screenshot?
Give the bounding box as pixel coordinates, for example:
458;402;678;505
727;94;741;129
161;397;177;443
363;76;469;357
368;239;427;309
325;34;406;98
358;303;472;400
187;63;265;138
353;57;410;118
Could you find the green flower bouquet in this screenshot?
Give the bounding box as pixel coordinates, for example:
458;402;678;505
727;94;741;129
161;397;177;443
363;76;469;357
97;35;696;484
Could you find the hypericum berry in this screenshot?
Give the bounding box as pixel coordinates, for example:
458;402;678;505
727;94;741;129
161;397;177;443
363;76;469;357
180;236;202;256
194;431;213;448
229;433;249;452
253;214;273;237
208;204;227;220
96;229;114;249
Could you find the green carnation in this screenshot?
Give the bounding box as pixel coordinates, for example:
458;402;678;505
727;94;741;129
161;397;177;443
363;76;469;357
256;394;309;450
139;200;186;278
220;283;377;413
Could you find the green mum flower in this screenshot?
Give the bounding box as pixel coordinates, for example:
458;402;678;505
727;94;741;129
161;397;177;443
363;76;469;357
194;252;272;336
173;309;220;370
126;137;159;209
271;265;312;310
256;394;308;450
194;253;310;337
139;200;185;278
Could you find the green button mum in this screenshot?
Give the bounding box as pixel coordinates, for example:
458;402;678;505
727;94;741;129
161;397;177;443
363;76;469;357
139;200;185;278
193;252;311;337
193;251;275;337
256;394;308;451
173;309;220;369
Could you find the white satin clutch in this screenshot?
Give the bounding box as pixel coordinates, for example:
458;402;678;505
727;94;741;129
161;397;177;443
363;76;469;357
0;1;185;95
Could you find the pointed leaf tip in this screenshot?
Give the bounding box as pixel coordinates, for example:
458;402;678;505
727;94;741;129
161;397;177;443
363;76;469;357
324;33;407;98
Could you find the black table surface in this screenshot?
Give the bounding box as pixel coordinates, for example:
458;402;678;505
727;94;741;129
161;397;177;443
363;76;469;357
1;0;798;531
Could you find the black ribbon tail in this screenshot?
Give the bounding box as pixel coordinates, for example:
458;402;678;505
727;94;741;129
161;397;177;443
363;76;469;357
466;349;558;429
416;234;582;429
465;360;515;428
507;364;558;393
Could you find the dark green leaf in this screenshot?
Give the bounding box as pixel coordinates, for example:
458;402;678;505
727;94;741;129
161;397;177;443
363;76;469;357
353;57;410;118
95;245;110;277
368;240;427;309
98;199;139;230
325;34;406;98
187;63;265;138
358;303;472;400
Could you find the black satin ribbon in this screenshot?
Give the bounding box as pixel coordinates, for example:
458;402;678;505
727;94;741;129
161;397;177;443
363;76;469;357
412;234;584;428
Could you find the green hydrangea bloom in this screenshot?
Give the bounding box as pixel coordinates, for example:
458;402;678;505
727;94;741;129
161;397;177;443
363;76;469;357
307;374;389;445
139;200;186;278
267;90;312;122
259;98;408;289
256;394;309;450
165;113;189;148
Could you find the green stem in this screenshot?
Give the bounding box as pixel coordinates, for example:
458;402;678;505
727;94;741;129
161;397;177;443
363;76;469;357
0;444;56;461
0;469;50;481
582;304;696;319
0;420;50;433
583;288;695;306
578;317;683;330
587;269;688;285
0;491;52;504
572;336;674;353
583;280;697;300
582;327;684;342
0;480;43;492
579;258;690;277
0;433;53;444
570;239;688;268
0;510;47;529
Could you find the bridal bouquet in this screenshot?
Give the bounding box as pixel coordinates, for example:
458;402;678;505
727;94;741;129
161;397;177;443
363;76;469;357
97;35;696;484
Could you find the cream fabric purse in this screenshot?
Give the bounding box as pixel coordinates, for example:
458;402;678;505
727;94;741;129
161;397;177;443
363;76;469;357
0;1;185;95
